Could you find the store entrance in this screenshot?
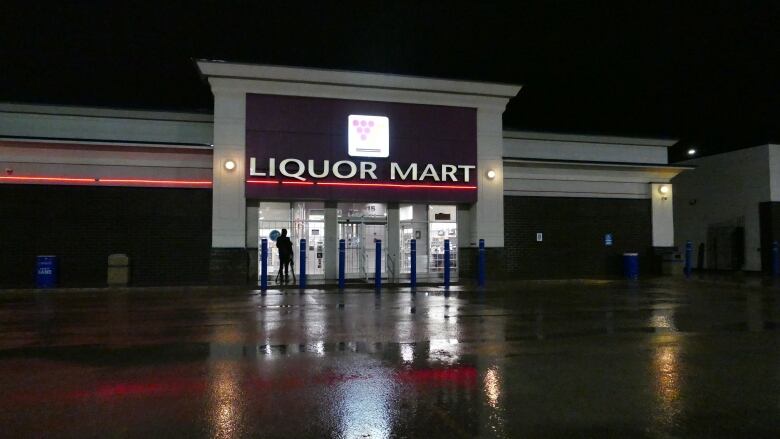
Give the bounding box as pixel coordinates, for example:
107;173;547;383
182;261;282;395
258;201;325;282
338;203;387;280
257;201;456;284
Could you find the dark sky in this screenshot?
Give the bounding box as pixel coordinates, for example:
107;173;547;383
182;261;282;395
1;1;778;161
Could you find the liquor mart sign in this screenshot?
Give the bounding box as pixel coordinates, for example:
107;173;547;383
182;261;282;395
245;94;478;203
248;157;476;183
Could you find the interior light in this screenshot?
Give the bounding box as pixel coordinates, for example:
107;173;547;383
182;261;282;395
224;159;236;171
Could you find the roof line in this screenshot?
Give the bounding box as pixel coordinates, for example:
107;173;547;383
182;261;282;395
503;130;677;147
0;102;213;122
0;135;213;149
196;59;522;100
503;157;694;170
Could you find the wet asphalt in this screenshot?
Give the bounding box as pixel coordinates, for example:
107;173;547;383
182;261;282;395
0;279;779;438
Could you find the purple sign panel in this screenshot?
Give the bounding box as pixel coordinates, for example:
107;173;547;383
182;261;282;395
245;94;477;203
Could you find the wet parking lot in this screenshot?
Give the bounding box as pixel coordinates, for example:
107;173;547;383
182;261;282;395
1;279;779;438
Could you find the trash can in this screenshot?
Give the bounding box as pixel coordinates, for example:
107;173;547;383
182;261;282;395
35;255;58;288
107;254;129;286
623;253;639;280
661;252;683;275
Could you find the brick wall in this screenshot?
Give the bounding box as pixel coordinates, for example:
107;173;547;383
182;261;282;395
0;185;211;287
504;196;654;278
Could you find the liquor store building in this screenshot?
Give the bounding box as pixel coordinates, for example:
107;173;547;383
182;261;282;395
0;61;686;287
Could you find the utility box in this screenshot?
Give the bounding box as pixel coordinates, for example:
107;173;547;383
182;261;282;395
107;254;129;286
661;252;684;275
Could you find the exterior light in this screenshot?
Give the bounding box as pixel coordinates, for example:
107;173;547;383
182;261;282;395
224;159;236;171
658;185;670;195
486;169;496;180
687;149;697;156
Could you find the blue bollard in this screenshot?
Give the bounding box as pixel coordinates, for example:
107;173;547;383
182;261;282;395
338;239;346;290
260;239;268;291
300;239;307;288
478;239;486;287
684;240;692;278
410;239;417;289
773;241;780;277
444;239;451;289
375;240;382;290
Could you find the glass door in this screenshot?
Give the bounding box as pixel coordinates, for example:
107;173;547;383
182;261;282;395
429;205;458;279
337;221;388;280
339;221;363;279
338;202;387;280
291;202;325;278
258;202;325;283
400;204;430;278
258;202;292;279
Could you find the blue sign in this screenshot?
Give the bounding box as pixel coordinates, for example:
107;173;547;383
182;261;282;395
269;230;281;241
605;233;613;247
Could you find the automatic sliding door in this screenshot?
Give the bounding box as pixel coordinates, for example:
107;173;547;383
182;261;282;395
363;222;387;276
338;222;362;278
337;202;388;280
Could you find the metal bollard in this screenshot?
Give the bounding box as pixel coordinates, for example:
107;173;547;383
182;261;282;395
444;239;451;289
300;239;307;288
684;240;692;278
338;239;345;290
773;241;780;277
478;239;486;287
375;240;382;290
260;238;268;291
410;239;417;289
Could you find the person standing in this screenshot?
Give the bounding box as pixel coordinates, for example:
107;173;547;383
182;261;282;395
276;229;293;283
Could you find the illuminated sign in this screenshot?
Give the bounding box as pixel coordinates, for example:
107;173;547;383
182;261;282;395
245;94;477;202
348;115;389;158
249;158;475;182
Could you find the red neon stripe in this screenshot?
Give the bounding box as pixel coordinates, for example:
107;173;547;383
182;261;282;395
281;180;315;185
0;176;95;183
317;181;477;190
0;176;212;185
100;178;212;185
100;179;211;185
245;179;476;189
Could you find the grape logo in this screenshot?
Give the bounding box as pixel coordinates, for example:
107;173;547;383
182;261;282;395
348;115;389;158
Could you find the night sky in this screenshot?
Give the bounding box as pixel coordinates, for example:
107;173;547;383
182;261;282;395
1;1;777;161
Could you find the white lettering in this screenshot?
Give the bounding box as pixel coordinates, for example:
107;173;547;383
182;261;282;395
391;162;417;180
280;158;306;181
419;164;441;181
333;160;358;179
360;162;377;179
248;157;475;183
458;165;475;182
441;165;457;182
249;157;266;176
308;159;330;178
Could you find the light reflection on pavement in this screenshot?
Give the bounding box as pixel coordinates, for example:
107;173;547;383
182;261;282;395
0;279;779;437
